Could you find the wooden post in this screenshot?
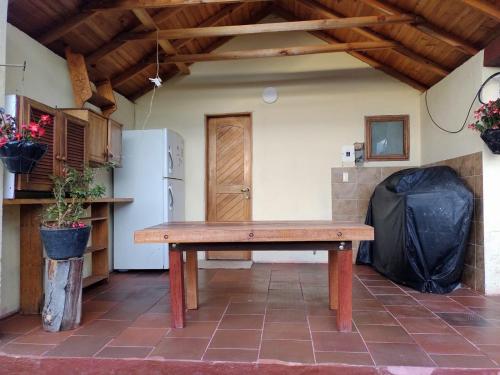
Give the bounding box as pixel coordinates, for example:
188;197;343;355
186;250;198;310
336;247;353;332
328;250;338;310
169;250;185;328
42;257;84;332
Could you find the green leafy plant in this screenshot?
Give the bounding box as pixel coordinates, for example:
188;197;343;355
41;166;105;228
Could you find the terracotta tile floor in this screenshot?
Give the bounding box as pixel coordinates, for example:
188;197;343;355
1;264;500;370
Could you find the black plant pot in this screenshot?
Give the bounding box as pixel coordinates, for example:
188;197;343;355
40;226;91;260
481;129;500;155
0;141;48;174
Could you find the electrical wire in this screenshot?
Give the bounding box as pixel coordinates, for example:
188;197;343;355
140;29;161;130
425;71;500;134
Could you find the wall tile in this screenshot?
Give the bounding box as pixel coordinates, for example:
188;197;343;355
332;200;357;216
358;168;381;184
332;183;357;199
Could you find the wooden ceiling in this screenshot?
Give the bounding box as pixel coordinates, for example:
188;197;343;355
7;0;500;101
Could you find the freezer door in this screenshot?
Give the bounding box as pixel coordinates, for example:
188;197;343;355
164;178;185;222
164;130;184;180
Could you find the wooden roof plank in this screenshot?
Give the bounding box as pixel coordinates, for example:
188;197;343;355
86;7;183;65
460;0;500;22
131;9;191;74
122;14;417;40
359;0;479;55
38;10;98;45
297;0;449;77
85;0;269;10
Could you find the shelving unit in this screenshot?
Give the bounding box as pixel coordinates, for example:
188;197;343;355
5;197;133;314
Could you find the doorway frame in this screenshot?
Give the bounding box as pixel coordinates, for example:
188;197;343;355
204;112;253;261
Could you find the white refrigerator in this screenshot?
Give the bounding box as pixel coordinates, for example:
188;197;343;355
113;129;185;270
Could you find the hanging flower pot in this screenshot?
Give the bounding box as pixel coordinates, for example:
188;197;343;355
0;108;52;174
0;140;48;174
480;128;500;154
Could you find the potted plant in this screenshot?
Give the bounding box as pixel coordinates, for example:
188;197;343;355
468;98;500;154
0;108;52;173
40;167;105;260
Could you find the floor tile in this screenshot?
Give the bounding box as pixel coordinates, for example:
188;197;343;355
352;299;385;311
111;327;167;346
263;322;310;340
167;322;218;338
226;302;266;315
452;296;499;308
219;315;264;330
456;327;500;345
412;334;480;355
358;325;414;343
398;318;454;334
386;305;435;318
13;328;72;345
149;338;209;360
0;315;40;334
437;312;491;327
315;351;374;365
308;316;344;332
430;354;497;368
312;332;367;352
367;342;435;366
96;346;152;358
353;311;398;325
367;286;406;295
75;319;130;337
423;301;471;313
131;313;170;328
186;307;226;322
203;348;258;362
1;343;55;356
210;329;261;349
266;309;306;323
376;295;418;306
259;339;314;363
82;300;118;313
45;335;111;357
477;345;500;363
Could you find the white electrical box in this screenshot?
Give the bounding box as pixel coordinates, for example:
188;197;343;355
342;145;355;163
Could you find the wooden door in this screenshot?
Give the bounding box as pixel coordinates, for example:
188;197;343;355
86;111;107;165
16;97;58;191
107;119;123;167
206;114;252;260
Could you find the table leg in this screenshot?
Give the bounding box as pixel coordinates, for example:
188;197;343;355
336;247;353;332
328;250;338;310
169;250;185;328
186;250;199;310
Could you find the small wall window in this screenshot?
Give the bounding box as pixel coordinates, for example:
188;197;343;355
365;115;409;161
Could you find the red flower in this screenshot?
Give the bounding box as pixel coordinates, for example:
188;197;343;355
40;114;52;124
0;137;7;147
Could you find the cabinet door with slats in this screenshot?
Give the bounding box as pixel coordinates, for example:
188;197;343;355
62;113;88;173
107;119;122;167
16;98;57;191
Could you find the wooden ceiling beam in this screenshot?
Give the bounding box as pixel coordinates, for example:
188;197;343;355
154;41;398;63
359;0;479;56
122;14;417;40
85;0;268;10
111;2;254;87
275;6;428;92
86;6;183;65
38;10;98;45
460;0;500;22
131;9;190;74
297;0;449;77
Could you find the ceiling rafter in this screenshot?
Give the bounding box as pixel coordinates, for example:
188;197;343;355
38;10;98;45
131;9;190;74
86;6;183;65
84;0;269;11
110;2;259;87
274;5;428;92
460;0;500;22
121;14;417;40
297;0;449;77
359;0;479;55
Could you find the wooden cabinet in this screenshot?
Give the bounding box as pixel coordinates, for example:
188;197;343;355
16;101;88;192
63;109;107;165
107;119;123;167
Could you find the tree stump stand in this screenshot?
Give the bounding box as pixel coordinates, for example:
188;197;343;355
42;257;83;332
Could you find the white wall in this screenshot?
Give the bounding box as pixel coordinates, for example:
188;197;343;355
135;20;421;263
0;24;135;316
0;0;8;316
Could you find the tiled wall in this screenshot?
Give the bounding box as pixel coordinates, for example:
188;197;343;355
331;152;484;292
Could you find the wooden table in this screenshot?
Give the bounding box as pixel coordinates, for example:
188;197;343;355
135;221;374;332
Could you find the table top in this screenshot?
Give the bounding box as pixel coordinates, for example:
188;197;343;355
134;221;374;244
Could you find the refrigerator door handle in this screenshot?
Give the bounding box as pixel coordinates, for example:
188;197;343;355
168;146;174;174
168;185;174;211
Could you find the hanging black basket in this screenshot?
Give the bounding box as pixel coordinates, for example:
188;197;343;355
481;129;500;155
0;141;48;174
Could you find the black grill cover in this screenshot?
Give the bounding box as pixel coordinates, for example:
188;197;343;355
356;166;473;294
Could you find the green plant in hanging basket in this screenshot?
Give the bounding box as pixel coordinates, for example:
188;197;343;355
468;98;500;154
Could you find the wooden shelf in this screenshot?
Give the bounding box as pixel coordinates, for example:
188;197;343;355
83;274;108;288
88;90;115;109
85;245;107;254
81;216;108;222
3;197;133;206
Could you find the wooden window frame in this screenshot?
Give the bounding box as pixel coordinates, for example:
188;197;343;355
364;115;410;161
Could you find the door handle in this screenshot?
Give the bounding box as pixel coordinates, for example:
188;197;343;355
241;187;250;192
